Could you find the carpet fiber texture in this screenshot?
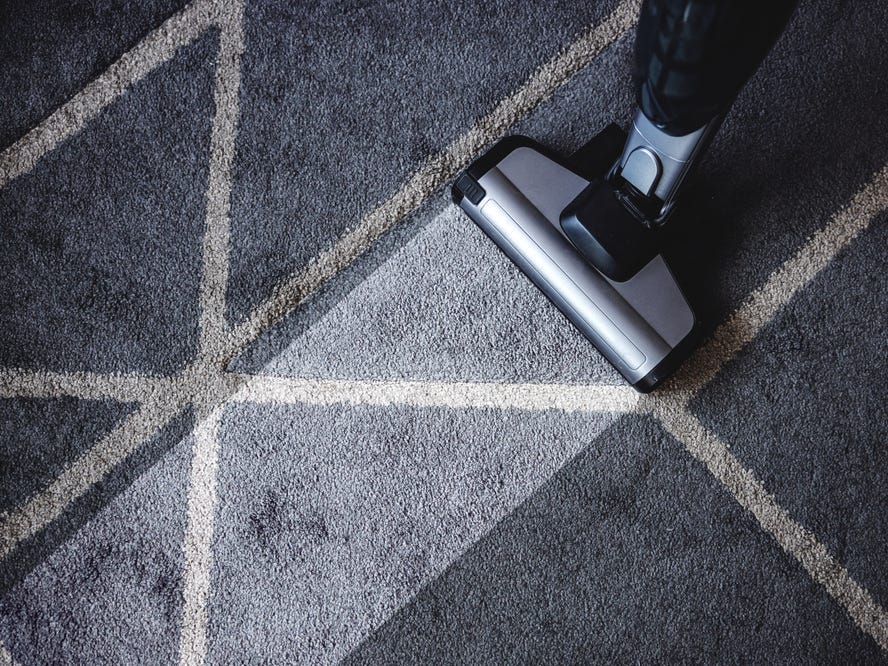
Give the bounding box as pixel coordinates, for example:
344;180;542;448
1;0;886;663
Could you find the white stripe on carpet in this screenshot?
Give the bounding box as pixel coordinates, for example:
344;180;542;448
178;407;223;666
197;1;245;360
652;400;888;652
0;368;172;403
0;0;222;190
231;374;640;414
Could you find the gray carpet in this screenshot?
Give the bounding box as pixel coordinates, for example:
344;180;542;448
1;0;886;663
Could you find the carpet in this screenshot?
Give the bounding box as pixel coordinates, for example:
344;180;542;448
1;0;886;663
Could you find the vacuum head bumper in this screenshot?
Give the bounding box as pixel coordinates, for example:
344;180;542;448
452;134;697;391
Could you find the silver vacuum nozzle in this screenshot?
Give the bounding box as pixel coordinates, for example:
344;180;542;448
453;133;697;391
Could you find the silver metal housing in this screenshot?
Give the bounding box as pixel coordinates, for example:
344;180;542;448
617;109;719;218
457;144;696;389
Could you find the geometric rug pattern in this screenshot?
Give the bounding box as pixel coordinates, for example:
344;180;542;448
1;0;885;662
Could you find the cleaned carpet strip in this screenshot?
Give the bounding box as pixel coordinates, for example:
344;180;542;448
227;0;641;358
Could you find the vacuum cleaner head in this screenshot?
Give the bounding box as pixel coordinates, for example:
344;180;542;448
452;127;698;392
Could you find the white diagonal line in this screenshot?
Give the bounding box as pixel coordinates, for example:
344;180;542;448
197;1;245;358
0;394;185;560
179;2;245;662
0;0;224;562
0;640;19;666
652;400;888;651
668;163;888;399
0;0;221;191
0;367;173;403
635;163;888;649
225;0;641;359
231;374;640;413
179;406;223;666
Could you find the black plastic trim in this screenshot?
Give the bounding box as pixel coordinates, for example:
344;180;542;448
570;123;627;177
560;180;661;282
452;173;486;205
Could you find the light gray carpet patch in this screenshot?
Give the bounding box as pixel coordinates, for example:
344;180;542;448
0;0;189;150
206;400;620;664
258;205;623;384
346;415;885;663
0;28;218;375
224;0;623;326
690;216;888;607
0;397;135;515
0;432;193;665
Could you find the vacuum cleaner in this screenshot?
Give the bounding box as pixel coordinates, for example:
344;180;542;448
453;0;797;391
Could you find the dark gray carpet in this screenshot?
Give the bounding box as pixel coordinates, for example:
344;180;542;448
1;0;886;663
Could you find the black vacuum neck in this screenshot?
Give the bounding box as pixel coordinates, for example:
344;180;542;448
635;0;798;136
